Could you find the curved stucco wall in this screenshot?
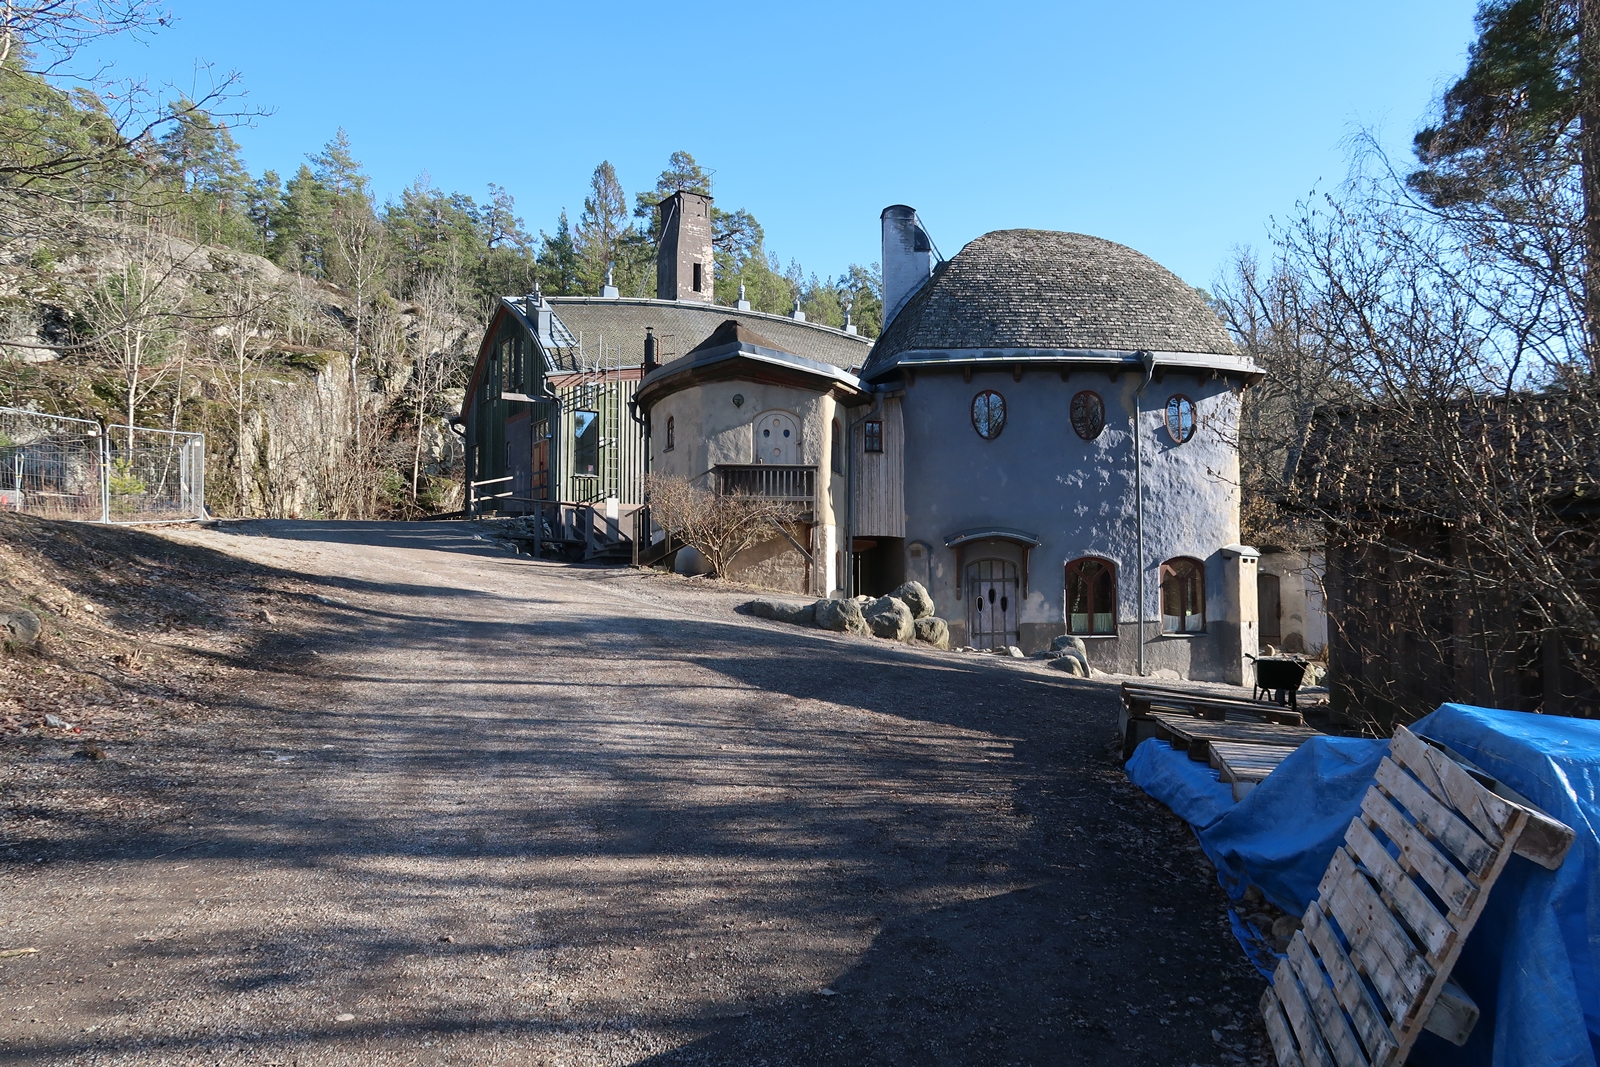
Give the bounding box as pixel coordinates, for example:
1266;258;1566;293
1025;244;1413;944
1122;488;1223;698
900;366;1244;677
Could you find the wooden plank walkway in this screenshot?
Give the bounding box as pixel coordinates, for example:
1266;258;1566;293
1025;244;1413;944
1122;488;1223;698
1261;725;1577;1067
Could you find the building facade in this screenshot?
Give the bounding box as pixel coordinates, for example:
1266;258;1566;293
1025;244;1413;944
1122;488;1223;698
861;212;1264;680
466;194;1267;684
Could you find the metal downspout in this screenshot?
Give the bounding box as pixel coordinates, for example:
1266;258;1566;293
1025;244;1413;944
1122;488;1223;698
1135;350;1156;678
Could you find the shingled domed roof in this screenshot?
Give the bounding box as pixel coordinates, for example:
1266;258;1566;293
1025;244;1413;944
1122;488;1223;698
862;229;1241;380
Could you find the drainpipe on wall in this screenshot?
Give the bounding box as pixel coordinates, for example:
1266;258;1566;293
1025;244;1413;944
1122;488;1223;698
1134;349;1156;678
844;385;886;598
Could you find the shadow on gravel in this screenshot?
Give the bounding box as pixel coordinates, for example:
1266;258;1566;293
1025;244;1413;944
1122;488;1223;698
3;520;1266;1066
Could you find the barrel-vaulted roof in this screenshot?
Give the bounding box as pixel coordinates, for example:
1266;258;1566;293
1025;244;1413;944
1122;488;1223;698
546;297;872;372
861;229;1256;381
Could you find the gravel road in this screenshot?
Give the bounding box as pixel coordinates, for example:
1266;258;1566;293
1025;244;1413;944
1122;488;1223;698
1;520;1267;1066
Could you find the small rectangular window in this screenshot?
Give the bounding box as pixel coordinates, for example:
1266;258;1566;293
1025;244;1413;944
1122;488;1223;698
692;261;703;292
865;420;883;453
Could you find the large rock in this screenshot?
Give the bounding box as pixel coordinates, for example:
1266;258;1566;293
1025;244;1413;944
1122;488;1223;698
742;599;815;626
913;616;949;649
865;596;914;641
1051;634;1088;656
0;608;41;650
813;597;869;635
890;581;935;620
1051;649;1090;677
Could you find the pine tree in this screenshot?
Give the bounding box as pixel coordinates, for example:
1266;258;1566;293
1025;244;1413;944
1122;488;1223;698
1410;0;1600;354
537;210;581;295
574;160;629;293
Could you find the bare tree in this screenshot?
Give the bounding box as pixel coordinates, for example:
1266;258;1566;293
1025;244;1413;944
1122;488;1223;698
330;207;385;468
645;474;803;579
207;263;274;516
407;267;471;506
85;234;189;452
1226;149;1600;723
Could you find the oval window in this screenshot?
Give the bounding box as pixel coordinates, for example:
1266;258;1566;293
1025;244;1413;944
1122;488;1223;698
971;390;1006;439
1165;395;1196;444
1070;390;1105;440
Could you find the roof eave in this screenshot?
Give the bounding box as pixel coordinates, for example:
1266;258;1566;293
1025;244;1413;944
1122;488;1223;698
866;347;1264;383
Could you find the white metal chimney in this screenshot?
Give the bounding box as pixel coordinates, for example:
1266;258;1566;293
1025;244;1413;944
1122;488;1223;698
881;205;935;328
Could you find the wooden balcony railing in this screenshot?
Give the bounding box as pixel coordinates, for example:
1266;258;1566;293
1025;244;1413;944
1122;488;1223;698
714;464;816;502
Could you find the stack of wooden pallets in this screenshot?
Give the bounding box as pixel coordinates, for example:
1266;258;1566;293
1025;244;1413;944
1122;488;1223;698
1260;725;1576;1066
1121;683;1320;770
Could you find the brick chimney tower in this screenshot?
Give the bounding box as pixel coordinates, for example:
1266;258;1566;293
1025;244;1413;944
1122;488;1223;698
656;191;714;303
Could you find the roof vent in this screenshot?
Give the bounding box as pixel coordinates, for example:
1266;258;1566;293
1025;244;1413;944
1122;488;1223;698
844;302;857;335
791;294;806;322
601;265;619;299
736;281;751;311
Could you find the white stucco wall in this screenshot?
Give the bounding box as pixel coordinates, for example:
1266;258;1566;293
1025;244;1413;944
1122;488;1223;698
650;378;848;527
899;365;1248;679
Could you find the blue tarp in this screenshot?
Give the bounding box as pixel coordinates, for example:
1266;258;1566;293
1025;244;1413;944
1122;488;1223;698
1125;703;1600;1067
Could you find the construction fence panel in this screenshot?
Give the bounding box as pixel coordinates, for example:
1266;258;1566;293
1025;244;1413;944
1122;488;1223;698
106;424;206;524
0;407;106;521
0;407;206;524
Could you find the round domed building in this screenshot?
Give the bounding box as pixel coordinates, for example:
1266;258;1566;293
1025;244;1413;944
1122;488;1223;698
860;208;1264;681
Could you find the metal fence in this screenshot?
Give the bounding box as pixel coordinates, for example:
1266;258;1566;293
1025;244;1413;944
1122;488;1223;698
0;407;205;524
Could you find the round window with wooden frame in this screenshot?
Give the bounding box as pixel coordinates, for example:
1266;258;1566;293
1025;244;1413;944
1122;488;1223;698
1165;394;1196;444
971;390;1006;439
1070;390;1105;440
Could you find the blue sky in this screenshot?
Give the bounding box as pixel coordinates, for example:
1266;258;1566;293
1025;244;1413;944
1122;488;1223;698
84;0;1480;290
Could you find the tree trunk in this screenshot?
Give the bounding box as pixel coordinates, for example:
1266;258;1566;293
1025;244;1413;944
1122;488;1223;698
1581;0;1600;370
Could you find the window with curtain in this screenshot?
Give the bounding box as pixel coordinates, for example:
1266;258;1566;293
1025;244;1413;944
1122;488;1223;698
831;419;843;473
1160;557;1205;633
664;416;675;452
1064;557;1116;635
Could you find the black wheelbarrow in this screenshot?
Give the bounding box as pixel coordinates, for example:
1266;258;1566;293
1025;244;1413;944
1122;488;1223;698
1251;655;1308;710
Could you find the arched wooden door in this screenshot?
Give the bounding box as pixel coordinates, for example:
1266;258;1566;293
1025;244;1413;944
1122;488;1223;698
967;559;1019;650
756;411;799;464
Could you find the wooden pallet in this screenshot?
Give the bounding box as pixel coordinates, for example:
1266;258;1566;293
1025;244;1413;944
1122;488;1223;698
1260;725;1576;1067
1123;682;1307;726
1120;681;1308;760
1153;712;1322;763
1209;740;1302;801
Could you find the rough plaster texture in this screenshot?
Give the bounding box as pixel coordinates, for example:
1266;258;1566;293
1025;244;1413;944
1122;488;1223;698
900;366;1248;677
651;378;848;527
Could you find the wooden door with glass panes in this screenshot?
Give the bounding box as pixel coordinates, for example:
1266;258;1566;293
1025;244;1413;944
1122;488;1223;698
967;559;1019;650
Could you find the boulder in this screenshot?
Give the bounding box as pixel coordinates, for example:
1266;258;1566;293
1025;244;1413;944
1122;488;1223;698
890;581;935;620
1006;645;1025;659
813;597;869;635
1051;634;1088;656
1050;650;1090;677
0;608;41;650
865;596;914;641
913;616;950;649
742;599;815;626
